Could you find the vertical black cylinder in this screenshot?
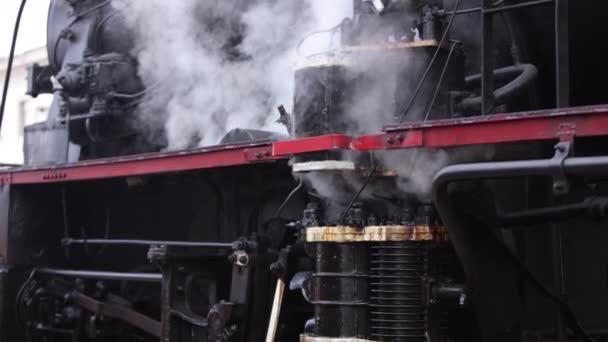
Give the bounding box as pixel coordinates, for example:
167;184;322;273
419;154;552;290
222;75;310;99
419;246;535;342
309;242;369;338
369;241;429;341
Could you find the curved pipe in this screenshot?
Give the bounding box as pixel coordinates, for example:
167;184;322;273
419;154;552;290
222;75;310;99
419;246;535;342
433;157;608;187
460;64;539;113
432;157;608;341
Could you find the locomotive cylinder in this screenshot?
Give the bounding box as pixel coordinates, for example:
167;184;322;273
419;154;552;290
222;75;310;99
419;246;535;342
303;218;456;341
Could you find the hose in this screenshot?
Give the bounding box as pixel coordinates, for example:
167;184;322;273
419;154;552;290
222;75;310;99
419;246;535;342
459;63;539;113
0;0;28;133
276;177;303;219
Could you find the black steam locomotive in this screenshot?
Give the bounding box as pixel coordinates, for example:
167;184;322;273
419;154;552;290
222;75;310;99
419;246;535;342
1;0;608;341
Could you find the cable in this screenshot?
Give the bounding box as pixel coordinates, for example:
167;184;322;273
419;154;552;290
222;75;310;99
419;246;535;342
340;161;379;224
0;0;27;134
109;82;161;100
276;177;303;219
424;42;457;121
398;0;461;123
94;9;122;43
451;0;505;15
76;0;112;19
15;268;38;342
296;24;342;58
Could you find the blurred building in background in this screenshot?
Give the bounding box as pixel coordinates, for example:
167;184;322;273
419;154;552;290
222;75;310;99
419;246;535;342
0;46;52;165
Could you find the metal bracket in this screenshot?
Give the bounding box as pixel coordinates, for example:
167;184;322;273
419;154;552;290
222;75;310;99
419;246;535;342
232;250;250;267
0;174;11;187
551;140;574;195
557;122;576;142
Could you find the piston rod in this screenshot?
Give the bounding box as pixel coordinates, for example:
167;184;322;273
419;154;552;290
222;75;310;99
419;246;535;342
37;268;162;282
62;238;233;249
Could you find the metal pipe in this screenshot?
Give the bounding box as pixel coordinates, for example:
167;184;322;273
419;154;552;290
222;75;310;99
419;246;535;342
499;197;608;226
37;268;162;282
434;157;608;186
431;156;606;342
551;221;567;342
461;64;539;113
62;238;233;249
481;0;496;115
450;0;551;15
554;0;570;108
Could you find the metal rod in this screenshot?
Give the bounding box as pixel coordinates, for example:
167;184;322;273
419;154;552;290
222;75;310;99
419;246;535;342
398;0;461;123
450;0;505;15
551;221;566;342
481;0;495;115
62;238;233;249
37;268;162;282
554;0;570;108
74;292;161;337
434;157;608;185
424;42;457;121
452;6;484;15
498;198;608;226
483;0;553;14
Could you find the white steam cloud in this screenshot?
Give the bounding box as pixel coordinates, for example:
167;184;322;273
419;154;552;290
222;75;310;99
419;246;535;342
115;0;352;149
116;0;491;208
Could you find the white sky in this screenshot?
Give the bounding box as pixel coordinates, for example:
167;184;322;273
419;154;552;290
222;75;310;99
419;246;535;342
0;0;51;59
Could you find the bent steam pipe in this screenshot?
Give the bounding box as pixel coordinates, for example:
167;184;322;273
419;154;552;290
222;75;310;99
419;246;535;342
460;64;539;113
431;156;608;341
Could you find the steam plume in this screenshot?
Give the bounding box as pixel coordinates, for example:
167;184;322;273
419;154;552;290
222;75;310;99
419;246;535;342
115;0;352;149
117;0;491;206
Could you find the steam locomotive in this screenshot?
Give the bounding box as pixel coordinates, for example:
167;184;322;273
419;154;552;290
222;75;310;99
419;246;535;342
1;0;608;341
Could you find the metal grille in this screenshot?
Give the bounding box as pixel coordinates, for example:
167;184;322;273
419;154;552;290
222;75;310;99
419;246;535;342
369;242;429;341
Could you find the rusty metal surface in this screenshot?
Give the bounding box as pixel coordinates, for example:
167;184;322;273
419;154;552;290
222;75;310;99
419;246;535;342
341;39;439;53
305;225;448;243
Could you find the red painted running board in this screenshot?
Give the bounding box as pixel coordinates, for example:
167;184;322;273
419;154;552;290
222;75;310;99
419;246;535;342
3;105;608;185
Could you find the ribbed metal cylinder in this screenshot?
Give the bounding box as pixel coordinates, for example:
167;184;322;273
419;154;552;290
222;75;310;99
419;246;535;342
310;243;369;338
368;242;429;341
